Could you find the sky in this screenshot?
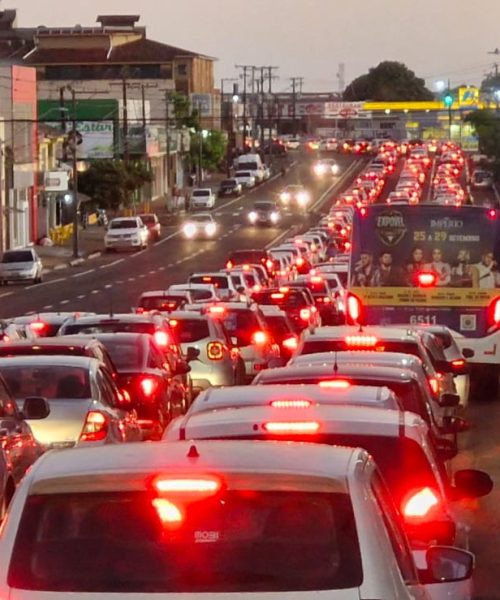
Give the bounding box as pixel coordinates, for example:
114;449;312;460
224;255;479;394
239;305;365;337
6;0;500;93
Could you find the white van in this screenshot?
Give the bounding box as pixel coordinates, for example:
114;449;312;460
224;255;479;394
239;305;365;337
234;153;265;183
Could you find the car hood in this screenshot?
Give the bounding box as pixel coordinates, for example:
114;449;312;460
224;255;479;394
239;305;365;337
16;397;96;447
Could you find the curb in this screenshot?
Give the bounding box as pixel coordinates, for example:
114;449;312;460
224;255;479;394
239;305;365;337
41;249;103;275
87;251;102;260
69;258;85;267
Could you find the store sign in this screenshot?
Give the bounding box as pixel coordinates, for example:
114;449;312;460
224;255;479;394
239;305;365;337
44;170;69;192
76;121;114;159
324;102;371;119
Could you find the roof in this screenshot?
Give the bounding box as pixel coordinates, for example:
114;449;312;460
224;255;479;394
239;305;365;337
27;440;361;494
0;335;104;350
290;350;424;368
24;37;213;66
10;313;94;324
253;364;417;384
0;354;94;368
302;325;420;342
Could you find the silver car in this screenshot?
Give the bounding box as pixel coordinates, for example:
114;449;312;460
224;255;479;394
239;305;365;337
0;248;43;285
168;310;245;393
0;355;142;450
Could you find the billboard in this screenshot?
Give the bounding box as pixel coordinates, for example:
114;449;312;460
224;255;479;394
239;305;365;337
75;121;114;159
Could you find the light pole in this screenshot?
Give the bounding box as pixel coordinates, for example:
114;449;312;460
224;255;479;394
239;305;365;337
198;129;208;185
62;85;80;258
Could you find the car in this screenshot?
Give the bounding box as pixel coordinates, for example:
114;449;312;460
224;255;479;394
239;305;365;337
259;305;300;361
284;135;300;149
135;290;188;313
181;213;218;239
90;333;181;439
387;191;413;204
251;287;320;332
165;402;492;555
167;283;222;303
0;355;142;449
0;248;43;285
188;272;240;301
278;184;311;208
104;217;149;252
200;303;280;381
190;188;216;209
313;158;340;177
234;169;256;188
135;213;160;240
471;169;493;189
287;275;341;325
225;249;277;277
218;178;242;197
318;137;338;151
168;310;246;391
0;440;473;599
247;201;281;226
8;312;95;338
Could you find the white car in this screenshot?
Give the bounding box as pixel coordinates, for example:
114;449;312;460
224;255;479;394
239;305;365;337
181;213;218;239
0;439;474;599
190;188;216;209
167;283;221;303
0;248;43;285
104;217;149;251
234;170;256;188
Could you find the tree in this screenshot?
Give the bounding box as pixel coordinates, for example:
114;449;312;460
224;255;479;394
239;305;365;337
170;92;199;129
78;159;153;211
343;61;434;101
188;130;227;173
464;110;500;178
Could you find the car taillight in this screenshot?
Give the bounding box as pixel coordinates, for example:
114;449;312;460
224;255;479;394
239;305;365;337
296;257;305;267
30;321;47;334
263;421;320;434
153;476;221;495
345;335;378;347
402;487;440;519
266;259;273;269
428;377;439;395
207;341;225;360
346;293;362;323
270;399;312;408
300;308;311;321
140;377;158;397
135;307;145;314
271;292;285;299
318;380;350;389
282;336;298;351
226;260;233;269
208;305;226;316
80;411;108;442
417;272;437;287
488;296;500;326
154;330;170;347
252;331;268;345
451;359;465;369
152;498;183;525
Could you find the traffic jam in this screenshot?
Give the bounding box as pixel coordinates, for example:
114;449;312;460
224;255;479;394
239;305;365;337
0;140;495;600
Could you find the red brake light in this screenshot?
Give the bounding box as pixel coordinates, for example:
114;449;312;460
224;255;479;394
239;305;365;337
282;336;298;351
30;321;47;334
299;308;311;321
80;411;108;442
154;330;170;347
489;296;500;326
310;276;323;283
140;377;157;397
346;294;362;323
208;305;226;316
345;335;378;347
266;259;274;269
135;307;145;314
296;258;305;267
169;319;178;327
153;477;221;494
402;487;440;519
263;421;320;434
252;331;268;345
451;359;465;368
226;260;233;269
489;209;497;219
429;377;439;395
417;272;437;287
271;292;285;299
318;380;350;389
207;341;225;360
270;399;312;408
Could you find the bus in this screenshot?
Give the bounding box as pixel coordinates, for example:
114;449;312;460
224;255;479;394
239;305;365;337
349;204;500;393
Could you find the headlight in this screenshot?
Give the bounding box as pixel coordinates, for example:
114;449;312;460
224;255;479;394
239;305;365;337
183;223;197;238
270;212;279;223
205;223;216;236
297;192;310;205
331;164;339;175
248;211;257;223
314;164;326;176
280;192;290;202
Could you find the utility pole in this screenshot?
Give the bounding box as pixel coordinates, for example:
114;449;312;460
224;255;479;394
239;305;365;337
164;91;171;197
122;73;129;162
70;88;79;259
235;64;253;151
290;77;304;136
264;66;279;143
221;77;238;174
141;84;147;154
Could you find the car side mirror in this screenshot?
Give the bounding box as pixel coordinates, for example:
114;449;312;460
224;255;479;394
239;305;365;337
439;415;469;435
453;469;493;499
438;392;460;408
175;360;191;376
186;346;200;362
22;396;50;420
462;347;475;359
419;546;474;585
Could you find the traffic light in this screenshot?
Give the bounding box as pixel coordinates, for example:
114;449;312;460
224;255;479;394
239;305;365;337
443;92;453;108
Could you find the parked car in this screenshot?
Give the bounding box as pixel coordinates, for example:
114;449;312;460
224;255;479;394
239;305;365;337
138;213;161;241
104;217;149;252
471;169;493;189
190;188;216;209
218;178;242;197
0;248;43;285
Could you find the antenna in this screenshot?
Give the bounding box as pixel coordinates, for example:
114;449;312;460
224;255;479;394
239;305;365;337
333;350;339;374
336;63;345;93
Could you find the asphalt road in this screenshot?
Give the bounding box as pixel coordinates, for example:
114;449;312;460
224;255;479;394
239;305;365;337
0;153;365;318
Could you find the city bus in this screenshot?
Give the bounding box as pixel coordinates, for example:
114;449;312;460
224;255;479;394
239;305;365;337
348;204;500;394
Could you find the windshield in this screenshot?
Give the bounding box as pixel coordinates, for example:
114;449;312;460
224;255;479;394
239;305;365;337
171;319;210;343
190;276;229;289
63;322;155;335
110;220;137;230
139;296;185;311
0;365;90;400
192;190;210;197
8;490;361;593
255;202;274;210
2;251;33;263
99;340;144;371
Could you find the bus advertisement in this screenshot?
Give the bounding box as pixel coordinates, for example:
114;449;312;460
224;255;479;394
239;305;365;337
349;204;500;386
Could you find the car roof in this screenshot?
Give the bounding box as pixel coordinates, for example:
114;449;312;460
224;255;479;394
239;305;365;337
139;290;184;298
10;312;94;324
110;217;138;222
254;364;418;384
0;354;95;368
64;313;159;324
290;350;424;369
88;332;151;345
27;440;361;494
0;335;105;350
302;325;420;343
189;383;399;415
167;310;209;321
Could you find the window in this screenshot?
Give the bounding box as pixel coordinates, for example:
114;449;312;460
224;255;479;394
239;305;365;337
0;366;90;401
101;339;144;371
8;490;362;593
176;63;188;76
0;379;18;418
96;369;118;408
170;319;210;344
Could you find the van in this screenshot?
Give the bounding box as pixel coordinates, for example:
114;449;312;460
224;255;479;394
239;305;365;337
234;153;265;183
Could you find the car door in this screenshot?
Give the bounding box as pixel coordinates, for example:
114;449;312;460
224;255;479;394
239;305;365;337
0;378;40;483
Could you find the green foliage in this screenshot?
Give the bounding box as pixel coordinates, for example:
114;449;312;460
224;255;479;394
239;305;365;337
78;159;153;210
465;110;500;178
343;61;434;101
481;73;500;93
170;92;199;129
188;130;227;172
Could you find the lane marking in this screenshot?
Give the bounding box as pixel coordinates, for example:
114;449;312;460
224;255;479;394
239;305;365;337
71;268;95;278
100;259;124;269
265;227;297;249
104;284;113;289
91;290;100;295
42;304;53;309
77;295;86;300
60;299;70;305
0;291;13;298
310;159;363;211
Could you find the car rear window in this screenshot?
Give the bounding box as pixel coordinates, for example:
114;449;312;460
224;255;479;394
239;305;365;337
300;340;421;358
192;190;210;197
221;311;261;345
263;315;294;339
97;340;144;371
139;297;185;311
62;322;155;335
171;319;210;343
252;291;308;309
8;490;362;593
2;251;33;263
0;366;90;400
190;276;229;289
139;215;156;224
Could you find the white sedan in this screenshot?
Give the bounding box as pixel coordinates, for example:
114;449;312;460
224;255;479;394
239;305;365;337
181;213;218;239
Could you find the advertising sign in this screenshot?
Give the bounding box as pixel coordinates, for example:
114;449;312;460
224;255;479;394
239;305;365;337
76;121;114;159
324;101;370;119
44;170;69;192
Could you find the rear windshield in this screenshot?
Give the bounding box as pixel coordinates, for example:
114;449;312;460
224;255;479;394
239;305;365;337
171;319;210;343
139;297;185;311
110;220;137;230
252;291;307;309
62;322;155;336
139;215;155;224
0;366;90;400
2;251;33;263
301;340;421;358
98;340;144;371
221;311;261;345
263;315;294;338
190;276;229;289
8;490;361;593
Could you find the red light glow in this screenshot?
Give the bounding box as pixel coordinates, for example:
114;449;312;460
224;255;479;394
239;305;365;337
318;380;351;389
154;477;221;494
263;421;320;434
402;487;440;518
270;399;312;408
417;272;437;287
345;335;378;347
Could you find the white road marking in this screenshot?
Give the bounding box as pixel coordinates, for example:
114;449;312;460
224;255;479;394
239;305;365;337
104;284;113;289
42;304;53;309
128;277;135;282
77;295;86;300
0;292;13;298
60;299;70;305
24;277;65;290
265;227;296;249
100;259;124;269
71;268;95;278
153;231;180;246
91;290;100;295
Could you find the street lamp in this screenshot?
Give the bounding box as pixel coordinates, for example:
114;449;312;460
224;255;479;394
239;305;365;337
435;80;446;93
